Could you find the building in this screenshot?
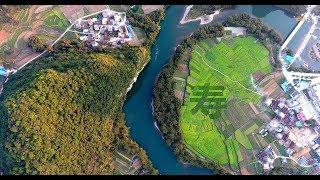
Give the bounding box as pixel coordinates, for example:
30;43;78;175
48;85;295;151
284;55;294;64
114;13;121;23
293;94;318;120
74;9;134;48
79;36;88;41
94;24;100;31
75;20;82;29
102;18;108;25
92;41;98;47
88;19;93;26
83;29;89;33
0;67;10;77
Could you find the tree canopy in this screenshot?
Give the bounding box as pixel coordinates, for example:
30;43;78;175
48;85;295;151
0;42;156;175
28;35;48;52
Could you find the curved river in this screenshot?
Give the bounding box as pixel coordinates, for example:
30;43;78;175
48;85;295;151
124;5;297;175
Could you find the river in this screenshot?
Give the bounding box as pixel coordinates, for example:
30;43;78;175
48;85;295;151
123;5;297;175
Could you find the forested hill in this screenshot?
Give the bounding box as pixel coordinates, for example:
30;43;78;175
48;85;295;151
0;40;157;175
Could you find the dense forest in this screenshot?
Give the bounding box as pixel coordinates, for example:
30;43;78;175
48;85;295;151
28;35;48;52
127;9;164;46
186;5;232;20
0;8;165;175
275;5;307;17
153;23;229;174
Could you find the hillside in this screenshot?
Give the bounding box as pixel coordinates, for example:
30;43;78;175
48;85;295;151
0;43;158;175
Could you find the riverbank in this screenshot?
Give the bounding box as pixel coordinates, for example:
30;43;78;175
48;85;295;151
123;5;298;175
180;5;221;25
126;59;150;94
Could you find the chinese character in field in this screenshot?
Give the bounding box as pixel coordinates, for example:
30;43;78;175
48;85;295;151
190;83;227;119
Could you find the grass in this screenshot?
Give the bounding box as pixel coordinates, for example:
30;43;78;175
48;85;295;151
18;9;29;23
44;7;70;32
180;36;272;170
244;123;259;135
6;28;24;49
226;138;240;168
235;129;253;150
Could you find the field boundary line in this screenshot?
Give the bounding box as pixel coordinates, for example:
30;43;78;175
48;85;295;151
194;45;261;96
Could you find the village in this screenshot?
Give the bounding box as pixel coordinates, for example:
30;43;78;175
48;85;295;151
255;6;320;173
71;9;135;47
0;8;137;95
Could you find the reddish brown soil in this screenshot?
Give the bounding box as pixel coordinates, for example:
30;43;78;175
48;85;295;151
0;30;10;46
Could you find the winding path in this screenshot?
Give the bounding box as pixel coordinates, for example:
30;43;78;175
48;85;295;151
195;45;262;96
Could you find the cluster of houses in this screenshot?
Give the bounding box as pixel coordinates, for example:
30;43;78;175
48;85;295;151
257;145;276;170
131;155;150;175
74;9;135;47
256;76;320;172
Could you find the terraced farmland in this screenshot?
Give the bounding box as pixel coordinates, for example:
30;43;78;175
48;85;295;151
179;36;273;173
44;7;70;31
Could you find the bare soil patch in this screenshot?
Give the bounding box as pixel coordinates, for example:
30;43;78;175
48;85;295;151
128;35;144;46
84;5;108;14
141;5;164;14
34;5;53;14
0;30;10;46
240;167;251;175
60;5;85;23
13;52;40;69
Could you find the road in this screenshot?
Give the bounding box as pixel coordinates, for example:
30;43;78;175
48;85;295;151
17;6;110;71
293;15;318;63
279;5;317;67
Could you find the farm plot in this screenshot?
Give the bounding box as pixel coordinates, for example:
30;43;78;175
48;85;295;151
179;36;272;173
43;7;70;31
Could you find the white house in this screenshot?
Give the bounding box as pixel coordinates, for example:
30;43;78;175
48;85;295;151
79;36;88;41
92;41;98;47
88;19;93;26
95;34;101;41
114;14;121;22
102;10;108;18
75;20;82;29
94;24;100;31
83;29;89;33
102;18;108;25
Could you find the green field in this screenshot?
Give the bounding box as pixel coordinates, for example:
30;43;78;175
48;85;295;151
180;36;272;169
44;7;70;31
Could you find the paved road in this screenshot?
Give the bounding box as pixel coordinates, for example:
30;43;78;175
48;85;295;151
279;5;317;67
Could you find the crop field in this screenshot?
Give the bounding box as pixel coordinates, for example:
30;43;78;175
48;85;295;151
0;5;73;68
44;7;70;31
179;36;273;173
